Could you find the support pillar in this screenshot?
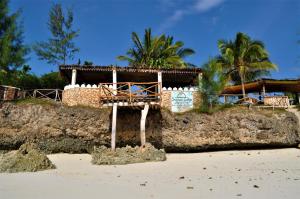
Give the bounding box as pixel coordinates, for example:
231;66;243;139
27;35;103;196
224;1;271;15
224;95;228;104
111;103;117;150
259;91;262;101
157;71;162;98
198;73;203;91
140;104;149;146
112;69;117;95
262;84;266;97
71;69;77;86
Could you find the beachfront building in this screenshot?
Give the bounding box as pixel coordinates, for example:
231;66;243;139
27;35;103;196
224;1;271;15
0;85;23;101
222;78;300;107
60;65;202;112
59;65;202;149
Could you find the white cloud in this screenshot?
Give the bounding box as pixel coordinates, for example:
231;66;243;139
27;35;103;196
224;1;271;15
158;0;225;33
194;0;224;12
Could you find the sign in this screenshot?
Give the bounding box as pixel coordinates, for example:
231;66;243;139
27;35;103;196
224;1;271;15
171;91;193;112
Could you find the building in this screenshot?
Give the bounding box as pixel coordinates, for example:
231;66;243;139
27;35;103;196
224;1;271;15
59;65;202;149
0;85;22;101
59;65;202;112
222;78;300;107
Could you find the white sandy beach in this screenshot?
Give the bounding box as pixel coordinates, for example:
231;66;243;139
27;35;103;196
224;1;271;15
0;148;300;199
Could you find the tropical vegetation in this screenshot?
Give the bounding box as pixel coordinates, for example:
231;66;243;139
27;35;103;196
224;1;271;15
117;28;195;69
0;1;73;89
200;59;228;113
33;3;79;66
0;0;29;73
216;32;277;98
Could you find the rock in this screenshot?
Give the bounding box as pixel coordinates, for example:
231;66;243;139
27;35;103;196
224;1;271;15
91;143;166;165
0;103;299;153
0;143;55;173
298;144;300;148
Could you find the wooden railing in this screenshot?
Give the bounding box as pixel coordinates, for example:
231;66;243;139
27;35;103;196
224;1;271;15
99;82;161;104
26;89;63;102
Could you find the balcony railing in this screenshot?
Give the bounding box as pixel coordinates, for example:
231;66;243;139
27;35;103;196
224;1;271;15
99;82;161;104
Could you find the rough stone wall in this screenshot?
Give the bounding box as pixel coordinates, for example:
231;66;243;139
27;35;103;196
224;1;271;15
62;88;101;108
193;92;201;109
0;103;299;153
62;88;201;112
264;96;290;107
161;91;172;110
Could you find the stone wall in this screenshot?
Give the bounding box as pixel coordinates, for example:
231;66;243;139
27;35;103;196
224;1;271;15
62;85;201;112
161;91;172;110
264;96;290;107
193;91;201;109
63;88;101;108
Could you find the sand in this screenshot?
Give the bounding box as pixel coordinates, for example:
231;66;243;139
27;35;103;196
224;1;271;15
0;148;300;199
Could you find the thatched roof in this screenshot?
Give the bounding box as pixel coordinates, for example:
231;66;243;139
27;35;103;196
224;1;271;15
222;78;300;94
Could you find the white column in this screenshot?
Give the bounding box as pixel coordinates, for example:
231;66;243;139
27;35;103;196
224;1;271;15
71;69;77;86
198;73;203;91
111;103;117;150
262;84;266;96
112;69;117;95
140;104;149;146
157;71;162;96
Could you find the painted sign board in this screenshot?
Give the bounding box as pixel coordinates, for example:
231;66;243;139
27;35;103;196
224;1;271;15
171;91;193;112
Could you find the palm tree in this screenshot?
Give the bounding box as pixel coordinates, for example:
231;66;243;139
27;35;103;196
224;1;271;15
117;28;195;69
201;59;228;112
217;32;277;98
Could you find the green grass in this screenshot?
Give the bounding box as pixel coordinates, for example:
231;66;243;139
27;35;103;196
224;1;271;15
13;98;58;106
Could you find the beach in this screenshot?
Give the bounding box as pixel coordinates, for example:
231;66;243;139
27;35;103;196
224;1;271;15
1;148;300;199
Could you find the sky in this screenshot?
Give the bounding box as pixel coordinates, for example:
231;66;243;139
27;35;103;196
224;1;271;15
9;0;300;79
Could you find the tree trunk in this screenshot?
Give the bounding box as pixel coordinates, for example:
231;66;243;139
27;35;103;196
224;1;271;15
239;70;246;99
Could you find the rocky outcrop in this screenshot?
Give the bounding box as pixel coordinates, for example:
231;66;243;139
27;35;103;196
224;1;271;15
0;102;299;152
0;143;55;173
92;143;166;165
162;108;300;151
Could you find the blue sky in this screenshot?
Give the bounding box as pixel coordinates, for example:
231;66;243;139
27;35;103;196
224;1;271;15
10;0;300;79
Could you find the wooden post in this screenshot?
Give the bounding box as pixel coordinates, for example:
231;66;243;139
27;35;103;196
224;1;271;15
71;69;77;86
3;88;7;101
112;69;117;95
128;82;132;103
111;103;117;150
55;89;58;101
140;104;149;146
